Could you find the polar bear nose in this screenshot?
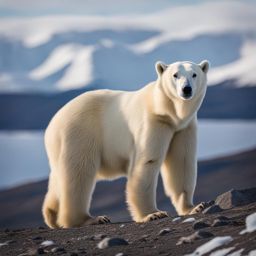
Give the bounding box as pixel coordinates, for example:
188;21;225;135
182;86;192;96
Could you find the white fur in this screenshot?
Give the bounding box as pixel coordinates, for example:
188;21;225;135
42;60;209;228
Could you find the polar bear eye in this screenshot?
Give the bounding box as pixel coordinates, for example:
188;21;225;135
173;73;178;79
192;73;197;78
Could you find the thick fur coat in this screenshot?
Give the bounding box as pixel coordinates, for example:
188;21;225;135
43;60;210;228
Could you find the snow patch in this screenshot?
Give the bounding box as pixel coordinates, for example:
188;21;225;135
29;44;95;90
208;41;256;86
209;247;235;256
248;250;256;256
57;46;95;90
240;212;256;234
227;249;244;256
186;236;233;256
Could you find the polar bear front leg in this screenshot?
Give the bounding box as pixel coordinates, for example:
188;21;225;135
126;124;172;222
161;118;198;215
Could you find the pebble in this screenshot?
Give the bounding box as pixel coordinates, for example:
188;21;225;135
115;253;125;256
32;236;42;241
158;228;171;236
212;219;230;227
172;217;181;222
203;205;223;214
139;235;149;242
193;220;210;230
97;237;129;249
23;248;45;255
176;230;214;245
216;215;230;221
40;240;55;247
69;253;78;256
120;224;125;228
91;234;107;241
182;217;196;223
0;240;15;247
51;247;66;253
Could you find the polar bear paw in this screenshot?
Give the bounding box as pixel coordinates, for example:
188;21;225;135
85;215;111;225
142;211;169;222
189;201;215;214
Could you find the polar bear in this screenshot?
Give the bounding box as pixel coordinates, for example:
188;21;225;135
42;60;210;228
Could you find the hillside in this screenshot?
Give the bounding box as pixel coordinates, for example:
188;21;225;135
0;189;256;256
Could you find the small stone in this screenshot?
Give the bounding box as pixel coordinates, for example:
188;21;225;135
182;217;196;223
37;248;45;255
203;205;223;214
91;234;107;241
212;219;230;227
158;228;171;236
115;253;125;256
40;240;55;247
51;247;66;253
26;248;45;255
120;224;125;228
172;217;181;222
197;230;214;238
32;236;42;241
216;216;230;221
176;230;214;245
193;221;210;230
69;253;78;256
97;237;129;249
139;235;149;242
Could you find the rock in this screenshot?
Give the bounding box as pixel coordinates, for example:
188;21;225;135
197;230;214;238
25;248;45;255
182;217;196;223
172;217;181;222
97;237;129;249
32;236;42;241
139;235;149;242
215;188;256;209
115;253;126;256
193;220;210;230
216;215;230;221
203;205;223;214
40;240;55;247
0;240;15;247
212;219;230;227
176;230;214;245
51;247;66;253
158;228;171;236
91;234;107;241
69;253;78;256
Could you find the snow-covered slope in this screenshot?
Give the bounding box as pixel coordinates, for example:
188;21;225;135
0;1;256;92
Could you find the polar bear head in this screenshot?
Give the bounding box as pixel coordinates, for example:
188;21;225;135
155;60;210;101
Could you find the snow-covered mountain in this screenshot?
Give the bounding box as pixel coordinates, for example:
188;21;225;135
0;1;256;92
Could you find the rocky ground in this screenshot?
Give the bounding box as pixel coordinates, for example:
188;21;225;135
0;188;256;256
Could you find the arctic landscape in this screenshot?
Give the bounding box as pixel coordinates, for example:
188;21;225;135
0;0;256;255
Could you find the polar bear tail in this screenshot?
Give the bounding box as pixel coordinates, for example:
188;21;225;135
42;192;59;228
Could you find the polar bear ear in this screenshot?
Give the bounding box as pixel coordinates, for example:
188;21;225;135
199;60;210;74
155;61;168;77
